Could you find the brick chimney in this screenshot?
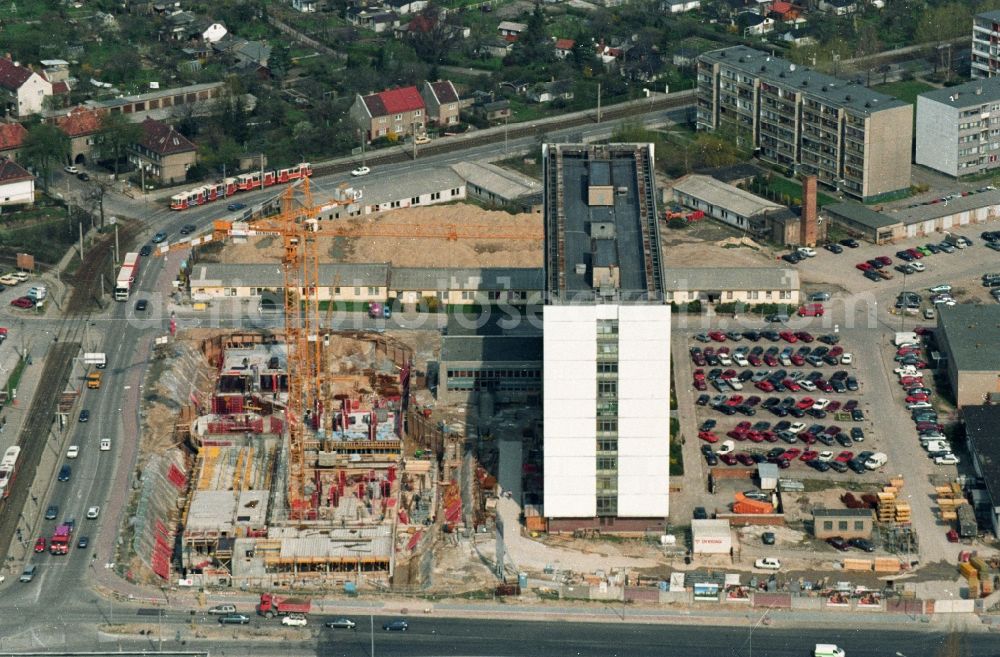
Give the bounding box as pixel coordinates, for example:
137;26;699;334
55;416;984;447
800;175;818;247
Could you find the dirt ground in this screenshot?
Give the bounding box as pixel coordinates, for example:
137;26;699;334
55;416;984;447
659;221;781;268
217;204;544;268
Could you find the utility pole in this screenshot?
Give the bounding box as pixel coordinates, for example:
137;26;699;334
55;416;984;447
114;224;119;264
78;221;84;259
504;116;508;155
597;83;602;123
370;613;375;657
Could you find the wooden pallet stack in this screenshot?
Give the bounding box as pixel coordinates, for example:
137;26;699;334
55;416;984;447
936;482;966;523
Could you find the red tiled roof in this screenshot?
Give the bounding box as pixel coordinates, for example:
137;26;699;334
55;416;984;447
429;80;458;105
0;157;33;183
0;123;27;151
0;58;33;93
51;80;71;95
771;1;793;12
555;38;575;50
362;86;425;117
407;13;436;33
54;106;103;137
139;117;196;155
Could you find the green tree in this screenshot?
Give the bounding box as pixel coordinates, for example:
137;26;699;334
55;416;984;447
22;123;69;191
915;3;973;43
96;112;143;178
507;2;554;66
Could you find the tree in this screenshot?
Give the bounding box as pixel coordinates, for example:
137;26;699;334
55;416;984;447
409;5;461;65
506;2;554;66
96;112;142;178
21;123;69;191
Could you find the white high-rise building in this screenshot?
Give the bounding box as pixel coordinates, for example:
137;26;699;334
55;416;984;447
541;143;672;532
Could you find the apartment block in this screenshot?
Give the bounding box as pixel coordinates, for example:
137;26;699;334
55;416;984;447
972;10;1000;80
696;46;912;202
542;143;671;532
916;77;1000;177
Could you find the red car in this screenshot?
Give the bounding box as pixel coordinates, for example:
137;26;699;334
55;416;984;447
699;431;719;443
693;379;707;391
777;458;791;469
779;331;798;343
900;376;923;386
783;448;803;460
726;395;745;407
735;453;755;466
745;396;762;407
790;354;806;366
843;400;859;411
907;248;923;259
796;397;815;410
797;304;824;317
756;380;775;392
800;450;819;461
835;450;854;463
709;331;727;342
816;379;833;393
856;262;873;271
693;369;706;381
721;369;737;380
782;378;801;392
762;431;779;443
727;429;747;440
763;354;779;367
916;421;944;432
826;401;842;412
876;255;892;266
915;326;934;336
799;432;817;445
34;537;46;553
947;529;959;543
10;297;33;309
747;431;765;443
906;394;929;403
829;346;844;357
720;453;739;466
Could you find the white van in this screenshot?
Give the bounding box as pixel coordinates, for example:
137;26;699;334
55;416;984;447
815;644;845;657
26;286;47;301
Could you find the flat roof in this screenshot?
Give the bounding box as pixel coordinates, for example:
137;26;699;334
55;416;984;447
962;405;1000;507
977;9;1000;21
339;166;464;208
190;263;390;288
186;490;269;533
671;174;783;218
920;76;1000;108
543;143;663;302
450;161;542;201
938;305;1000;372
700;46;908;116
222;343;286;372
887;190;1000;226
445;309;543;337
269;524;393;560
441;335;543;363
662;267;799;292
691;518;731;537
812;508;874;517
823;202;902;230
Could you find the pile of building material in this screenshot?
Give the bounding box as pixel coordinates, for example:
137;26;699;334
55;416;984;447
958;553;994;599
936;482;965;523
877;477;910;524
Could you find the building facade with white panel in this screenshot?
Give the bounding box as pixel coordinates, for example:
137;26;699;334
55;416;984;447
542;143;671;532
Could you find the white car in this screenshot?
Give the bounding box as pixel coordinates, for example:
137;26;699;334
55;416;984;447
925;441;952;454
909;262;926;272
66;445;79;459
718;354;733;366
413;134;431;145
733;354;749;367
797;247;817;258
895;366;918;376
812;398;831;411
934;453;960;465
907;401;933;410
818;451;834;462
86;506;100;519
717;440;736;456
788;422;806;434
840;353;853;365
64;165;79;174
798;380;817;392
864;452;887;470
754;557;781;570
350;166;371;177
727;379;744;391
282;614;308;627
100;438;111;451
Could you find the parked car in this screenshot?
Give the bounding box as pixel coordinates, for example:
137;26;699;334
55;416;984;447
848;538;875;552
351;166;372;177
826;536;850;551
754;557;781;570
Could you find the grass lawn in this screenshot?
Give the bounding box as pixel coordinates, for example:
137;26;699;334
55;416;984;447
758;176;839;207
871;80;936;106
0;202;81;265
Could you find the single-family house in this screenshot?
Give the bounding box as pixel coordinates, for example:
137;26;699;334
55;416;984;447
386;0;428;15
0;57;54;117
622;43;664;82
53;106;104;165
781;28;815;46
0;157;35;205
349;8;399;33
420;80;460;127
737;12;774;35
662;0;700;12
292;0;317;11
818;0;855;14
750;0;772;13
0;123;27;161
482;39;514;58
350;86;426;141
554;38;575;59
201;22;228;43
527;80;574;103
498;21;527;40
129;117;197;184
479;99;511;123
769;0;799;20
164;11;198;40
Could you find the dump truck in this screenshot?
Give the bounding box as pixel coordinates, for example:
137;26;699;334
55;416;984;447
257;593;311;618
957;503;978;539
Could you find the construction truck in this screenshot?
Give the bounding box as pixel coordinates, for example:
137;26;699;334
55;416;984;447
86;371;102;389
958;503;978;539
257;593;311;618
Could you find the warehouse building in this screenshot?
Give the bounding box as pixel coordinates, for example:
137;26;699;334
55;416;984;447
821;202;903;244
916;77;1000;178
389;267;544;307
884;190;1000;238
935;305;1000;407
662;267;800;305
697;46;912;201
450;161;542;211
960;405;1000;538
542;143;671;532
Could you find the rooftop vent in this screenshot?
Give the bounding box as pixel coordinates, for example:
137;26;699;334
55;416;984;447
845;95;852;101
865;102;872;108
977;87;983;95
575;263;586;275
822;85;828;92
779;71;785;78
761;65;766;72
789;63;796;71
801;80;808;87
